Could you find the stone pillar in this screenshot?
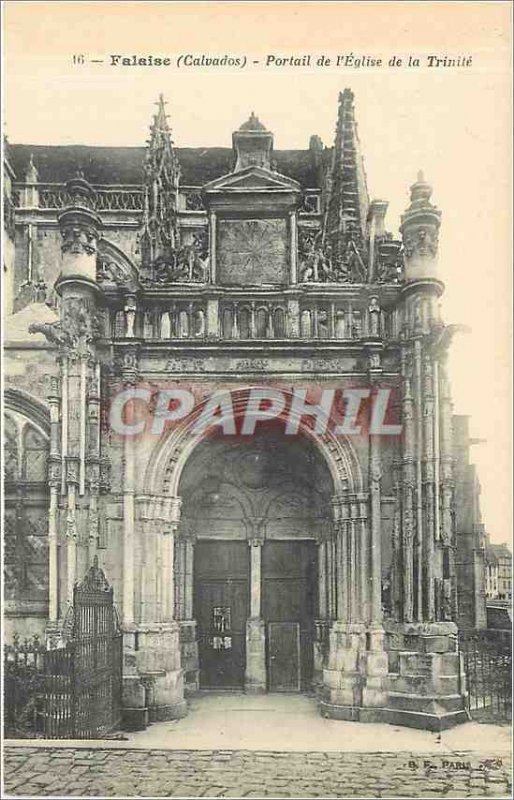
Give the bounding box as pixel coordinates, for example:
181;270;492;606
287;298;300;338
123;494;187;730
209;212;217;283
413;337;424;621
439;358;457;619
378;173;467;729
175;529;198;695
48;172;104;612
402;375;415;622
245;535;266;694
422;351;436;620
357;496;370;625
206;298;219;337
122;408;136;627
289;211;298;284
47;377;61;623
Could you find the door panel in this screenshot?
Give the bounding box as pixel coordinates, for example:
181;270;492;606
268;622;300;691
262;541;317;690
194;541;249;689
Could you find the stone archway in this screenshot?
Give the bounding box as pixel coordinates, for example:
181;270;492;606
140;388;366;697
176;427;334;693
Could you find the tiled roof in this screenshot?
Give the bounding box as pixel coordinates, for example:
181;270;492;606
8;144;323;188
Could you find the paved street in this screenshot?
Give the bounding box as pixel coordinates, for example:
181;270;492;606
3;746;511;798
4;698;512;798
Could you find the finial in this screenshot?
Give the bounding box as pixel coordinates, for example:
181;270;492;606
409;171;433;204
239;112;267;131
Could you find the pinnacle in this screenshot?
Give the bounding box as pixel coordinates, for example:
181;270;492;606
239;111;267;131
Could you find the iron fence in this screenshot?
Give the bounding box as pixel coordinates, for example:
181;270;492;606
4;558;122;739
459;629;512;722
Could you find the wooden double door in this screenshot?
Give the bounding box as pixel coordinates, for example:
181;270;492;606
194;540;317;691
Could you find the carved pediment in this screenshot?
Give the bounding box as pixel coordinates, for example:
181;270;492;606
203;165;301;194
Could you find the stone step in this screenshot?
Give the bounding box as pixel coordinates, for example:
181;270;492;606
388;691;465;714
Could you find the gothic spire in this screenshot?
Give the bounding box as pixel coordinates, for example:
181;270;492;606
144;93;181;190
140;95;181;271
323;89;369;265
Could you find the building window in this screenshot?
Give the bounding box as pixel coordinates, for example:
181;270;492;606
4;411;49;605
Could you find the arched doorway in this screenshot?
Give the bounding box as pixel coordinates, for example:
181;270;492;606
176;426;334;693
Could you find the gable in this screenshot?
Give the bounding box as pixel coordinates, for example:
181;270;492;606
203;165;301;194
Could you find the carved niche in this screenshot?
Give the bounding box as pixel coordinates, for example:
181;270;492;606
217;218;288;285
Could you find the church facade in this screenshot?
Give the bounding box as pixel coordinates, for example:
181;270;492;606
3;90;486;731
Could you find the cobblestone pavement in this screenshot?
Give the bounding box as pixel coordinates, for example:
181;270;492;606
3;747;512;798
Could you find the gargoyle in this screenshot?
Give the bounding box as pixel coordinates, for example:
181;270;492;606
28;321;71;347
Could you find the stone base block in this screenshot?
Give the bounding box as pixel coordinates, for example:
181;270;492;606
378;706;469;732
319;700;361;721
121;707;149;731
319;701;469;731
148;700;188;722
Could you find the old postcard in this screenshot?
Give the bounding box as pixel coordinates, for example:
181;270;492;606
2;1;512;798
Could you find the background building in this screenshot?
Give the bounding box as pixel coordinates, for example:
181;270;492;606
3;90;489;730
484;540;512;602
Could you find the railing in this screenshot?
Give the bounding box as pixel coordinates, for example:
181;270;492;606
35;185;145;212
219;300;287;339
4;633;74;738
14;183;210;214
4;560;123;740
109;298;396;341
459;629;512;722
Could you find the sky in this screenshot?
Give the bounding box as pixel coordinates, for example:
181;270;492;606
3;2;512;544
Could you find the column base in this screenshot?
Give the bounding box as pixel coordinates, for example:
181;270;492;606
179;619;199;695
318;620;467;730
245;617;266;693
122;706;149;731
319;701;468;731
122;623;187;729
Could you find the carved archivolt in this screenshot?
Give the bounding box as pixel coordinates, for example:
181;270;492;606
143;387;363;498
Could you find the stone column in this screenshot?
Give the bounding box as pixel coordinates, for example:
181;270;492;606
369;434;382;626
245;532;266;694
439;358;457;619
124;493;187;730
317;533;328;620
161;496;182;622
47;378;61;623
357;496;370;625
413;337;424;621
401;375;415;622
206;297;219;338
422;351;436;620
209;212;217;283
64;456;78;604
289;211;298;284
287;298;300;338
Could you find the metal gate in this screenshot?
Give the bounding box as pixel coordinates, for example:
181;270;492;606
72;557;123;738
459;630;512;722
4;558;122;739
